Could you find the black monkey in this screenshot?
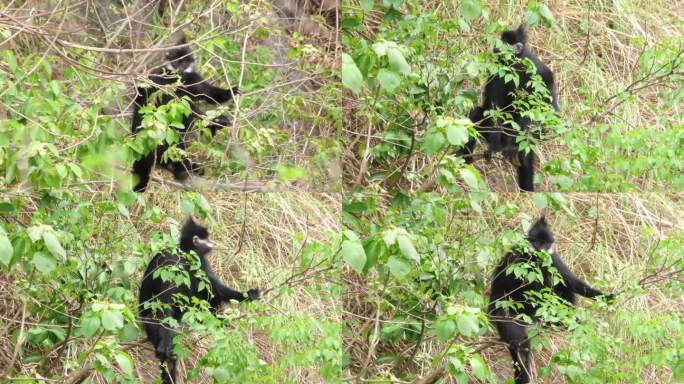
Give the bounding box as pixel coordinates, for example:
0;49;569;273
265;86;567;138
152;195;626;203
460;24;559;191
139;218;259;384
131;37;239;192
488;216;610;384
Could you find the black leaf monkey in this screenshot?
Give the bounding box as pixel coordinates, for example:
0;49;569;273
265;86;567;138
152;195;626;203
131;37;239;192
460;24;560;191
139;218;259;384
488;216;611;384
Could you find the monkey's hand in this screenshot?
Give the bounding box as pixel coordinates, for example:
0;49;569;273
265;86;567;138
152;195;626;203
231;86;241;96
247;288;260;301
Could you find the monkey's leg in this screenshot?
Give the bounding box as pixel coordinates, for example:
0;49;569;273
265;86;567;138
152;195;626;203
496;319;532;384
132;152;155;192
516;150;535;192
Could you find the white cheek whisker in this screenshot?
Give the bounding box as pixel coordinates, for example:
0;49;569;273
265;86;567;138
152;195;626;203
548;242;556;254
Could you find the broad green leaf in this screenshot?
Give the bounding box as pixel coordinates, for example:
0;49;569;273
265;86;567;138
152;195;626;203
372;41;389;56
532;193;548;209
32;252;56;274
460;168;479;189
42;232;65;258
446;123;470;146
27;226;44;242
539;4;556;25
382;228;402;246
423;131;446;154
101;309;124;331
435;319;456;342
343;229;360;242
363;238;383;271
211;367;230;381
115;352;134;376
342;240;367;274
180;199;195;216
377;68;401;92
465;60;479;77
459;0;482;22
387;256;411;279
457;314;479;336
396;235;419;262
341;53;363;94
80;314;101;337
0;202;15;213
0;233;13;266
359;0;374;11
469;355;489;380
387;47;411;75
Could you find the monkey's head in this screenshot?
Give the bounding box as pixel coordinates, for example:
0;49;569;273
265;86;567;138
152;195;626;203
527;216;555;253
165;36;197;74
501;24;528;46
180;217;213;256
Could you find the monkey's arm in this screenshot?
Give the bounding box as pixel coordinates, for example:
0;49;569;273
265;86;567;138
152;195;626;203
552;254;605;298
180;72;240;104
209;274;260;303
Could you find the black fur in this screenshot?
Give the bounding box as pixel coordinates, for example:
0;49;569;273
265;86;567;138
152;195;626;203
138;218;259;384
460;24;559;191
488;216;609;384
131;37;239;192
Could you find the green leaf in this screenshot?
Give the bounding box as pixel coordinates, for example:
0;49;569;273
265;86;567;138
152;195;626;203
101;309;124;331
0;233;13;267
396;235;419;262
360;0;374;11
80;314;101;337
435;319;456;342
539;4;556;25
387;47;411;75
532;193;548;209
377;68;401;92
457;314;479;336
363;238;383;271
423;131;446;154
673;359;684;381
0;202;15;213
32;252;56;274
115;352;134;376
42;232;65;258
382;228;400;246
342;240;367;274
460;168;479;189
469;355;489;380
211;367;230;381
387;255;411;279
459;0;482;22
276;164;306;180
446;123;470;146
341;53;364;93
180;199;195;216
